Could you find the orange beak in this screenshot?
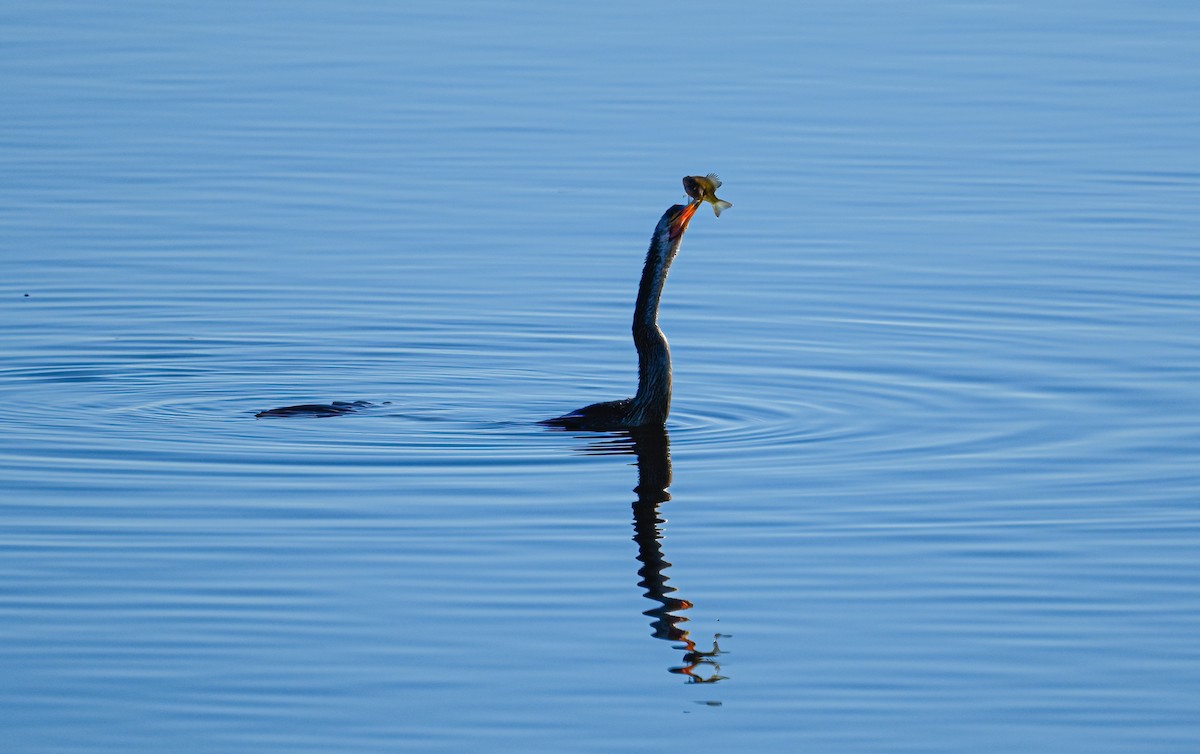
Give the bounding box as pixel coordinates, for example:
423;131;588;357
669;200;701;240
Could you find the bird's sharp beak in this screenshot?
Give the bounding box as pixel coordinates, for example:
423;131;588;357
669;201;701;240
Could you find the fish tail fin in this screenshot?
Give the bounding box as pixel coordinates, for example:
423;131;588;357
713;200;732;217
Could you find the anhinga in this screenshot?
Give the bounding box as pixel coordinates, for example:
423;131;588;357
542;200;701;430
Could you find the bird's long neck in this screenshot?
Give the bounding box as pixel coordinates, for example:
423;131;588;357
630;231;678;423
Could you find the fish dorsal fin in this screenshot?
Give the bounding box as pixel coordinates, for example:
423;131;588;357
705;173;722;189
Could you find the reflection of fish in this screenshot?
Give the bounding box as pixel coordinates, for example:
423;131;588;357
683;174;733;217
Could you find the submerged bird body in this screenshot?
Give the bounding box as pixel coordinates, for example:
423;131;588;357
255;400;372;418
683;173;732;217
542;200;701;431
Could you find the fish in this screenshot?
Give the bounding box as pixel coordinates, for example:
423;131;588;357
682;173;733;217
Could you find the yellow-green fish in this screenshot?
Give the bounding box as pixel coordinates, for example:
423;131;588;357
683;173;733;217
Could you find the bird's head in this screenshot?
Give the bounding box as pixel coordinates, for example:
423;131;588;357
662;200;701;243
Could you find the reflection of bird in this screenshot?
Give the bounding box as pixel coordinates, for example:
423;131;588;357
627;427;727;684
542;201;701;430
580;427;728;684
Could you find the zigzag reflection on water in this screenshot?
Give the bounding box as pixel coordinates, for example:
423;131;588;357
580;427;729;684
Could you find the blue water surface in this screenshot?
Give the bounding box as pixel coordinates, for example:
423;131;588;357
3;1;1199;752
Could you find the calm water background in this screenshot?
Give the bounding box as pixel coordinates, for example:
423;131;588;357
3;1;1199;751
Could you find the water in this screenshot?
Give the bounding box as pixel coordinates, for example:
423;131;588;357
3;1;1199;751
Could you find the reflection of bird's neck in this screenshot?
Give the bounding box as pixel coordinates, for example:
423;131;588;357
630;228;679;425
630;427;725;683
631;428;689;641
